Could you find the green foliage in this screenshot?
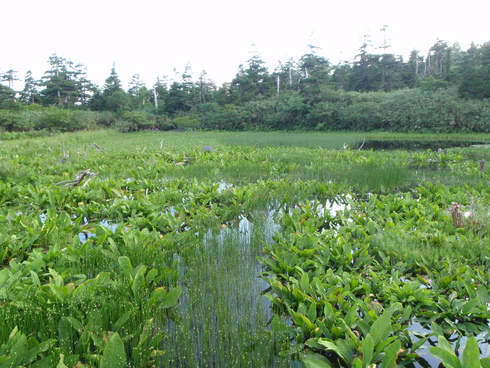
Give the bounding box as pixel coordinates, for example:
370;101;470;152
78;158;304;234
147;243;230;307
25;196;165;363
0;110;34;132
0;327;58;367
430;336;490;368
172;114;200;130
114;110;154;132
39;108;76;131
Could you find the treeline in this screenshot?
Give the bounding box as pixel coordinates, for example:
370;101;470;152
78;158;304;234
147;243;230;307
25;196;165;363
1;40;490;135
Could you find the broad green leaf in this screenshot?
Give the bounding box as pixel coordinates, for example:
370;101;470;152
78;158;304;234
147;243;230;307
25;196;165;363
300;272;310;292
429;346;462;368
2;329;26;367
308;301;317;323
30;270;41;287
462;298;479;314
361;334;374;367
430;321;445;337
366;220;377;235
64;316;84;332
300;352;331;368
118;256;133;281
160;286;182;309
30;355;59;368
59;317;77;353
476;285;489;305
436;335;454;353
291;310;316;330
353;357;363;368
373;336;398;358
316;339;349;364
344;304;358;326
131;265;147;298
56;354;68;368
461;337;480;368
381;339;400;368
100;332;126;368
146;268;158;284
24;339;56;365
48;283;65;303
481;357;490;368
113;311;132;332
369;308;394;345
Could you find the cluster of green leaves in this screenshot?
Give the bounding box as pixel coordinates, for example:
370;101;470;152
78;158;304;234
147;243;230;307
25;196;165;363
0;205;184;366
259;185;490;367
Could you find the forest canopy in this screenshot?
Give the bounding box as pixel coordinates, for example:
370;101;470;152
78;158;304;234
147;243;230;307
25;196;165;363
1;40;490;135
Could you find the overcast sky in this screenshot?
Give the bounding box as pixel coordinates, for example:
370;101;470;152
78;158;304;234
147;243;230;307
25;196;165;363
2;0;490;90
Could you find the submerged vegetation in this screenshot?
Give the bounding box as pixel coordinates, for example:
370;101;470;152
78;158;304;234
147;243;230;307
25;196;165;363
0;130;489;367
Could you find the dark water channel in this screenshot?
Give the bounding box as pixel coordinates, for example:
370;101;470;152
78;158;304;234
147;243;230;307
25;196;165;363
356;139;487;151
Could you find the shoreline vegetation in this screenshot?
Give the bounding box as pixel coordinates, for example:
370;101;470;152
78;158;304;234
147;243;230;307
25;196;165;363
0;131;489;367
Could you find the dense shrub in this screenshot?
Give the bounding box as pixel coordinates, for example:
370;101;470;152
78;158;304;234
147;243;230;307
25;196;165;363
37;108;76;132
114;110;155;132
0;110;34;132
199;103;246;130
172;114;200;130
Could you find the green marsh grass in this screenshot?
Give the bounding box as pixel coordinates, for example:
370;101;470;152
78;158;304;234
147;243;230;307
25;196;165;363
162;213;291;368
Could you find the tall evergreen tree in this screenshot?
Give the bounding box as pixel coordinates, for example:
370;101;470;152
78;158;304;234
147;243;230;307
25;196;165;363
20;70;41;105
90;65;131;112
0;85;17;109
197;70;216;104
1;70;19;89
40;54;83;107
298;52;332;103
230;46;274;103
458;42;490;99
103;64;123;94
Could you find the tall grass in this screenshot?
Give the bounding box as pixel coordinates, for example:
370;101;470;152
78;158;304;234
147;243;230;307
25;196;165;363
161;213;292;367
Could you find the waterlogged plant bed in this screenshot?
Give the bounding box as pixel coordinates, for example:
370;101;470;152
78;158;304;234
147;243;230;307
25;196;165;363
259;186;490;367
0;131;489;367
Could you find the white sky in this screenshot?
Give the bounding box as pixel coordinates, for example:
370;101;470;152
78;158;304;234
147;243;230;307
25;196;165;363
2;0;490;90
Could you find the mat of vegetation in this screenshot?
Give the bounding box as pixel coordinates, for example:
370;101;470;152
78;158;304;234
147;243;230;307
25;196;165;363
0;131;489;367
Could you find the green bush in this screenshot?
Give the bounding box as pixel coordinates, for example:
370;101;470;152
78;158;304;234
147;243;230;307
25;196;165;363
114;111;154;132
173;114;200;130
38;108;76;132
0;110;34;132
